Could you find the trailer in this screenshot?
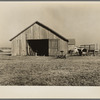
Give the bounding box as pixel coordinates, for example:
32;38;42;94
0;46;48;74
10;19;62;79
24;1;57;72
80;44;99;56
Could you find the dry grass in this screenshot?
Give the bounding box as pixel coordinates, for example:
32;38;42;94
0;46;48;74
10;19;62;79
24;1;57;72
0;55;100;86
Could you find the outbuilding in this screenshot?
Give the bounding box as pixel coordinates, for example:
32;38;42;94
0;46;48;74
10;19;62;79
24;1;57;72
10;21;69;56
68;39;76;50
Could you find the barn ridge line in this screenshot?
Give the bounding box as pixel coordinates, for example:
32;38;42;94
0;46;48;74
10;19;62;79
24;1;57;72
10;21;69;42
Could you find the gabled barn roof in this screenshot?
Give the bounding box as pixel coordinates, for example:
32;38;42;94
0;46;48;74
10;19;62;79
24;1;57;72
10;21;69;42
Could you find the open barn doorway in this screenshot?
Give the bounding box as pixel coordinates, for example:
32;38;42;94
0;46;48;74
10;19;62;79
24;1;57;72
27;39;48;56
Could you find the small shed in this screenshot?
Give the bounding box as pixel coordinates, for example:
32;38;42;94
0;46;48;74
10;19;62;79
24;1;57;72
68;39;75;50
10;21;69;56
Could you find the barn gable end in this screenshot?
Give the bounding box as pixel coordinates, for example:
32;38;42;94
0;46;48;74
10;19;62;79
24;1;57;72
10;21;69;56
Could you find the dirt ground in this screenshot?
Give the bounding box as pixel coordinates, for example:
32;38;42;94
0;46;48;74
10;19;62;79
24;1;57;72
0;55;100;86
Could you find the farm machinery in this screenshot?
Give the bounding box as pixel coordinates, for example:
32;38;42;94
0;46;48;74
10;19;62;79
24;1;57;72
68;44;100;56
80;44;99;56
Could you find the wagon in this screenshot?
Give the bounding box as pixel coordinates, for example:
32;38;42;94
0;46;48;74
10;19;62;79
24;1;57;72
80;44;99;56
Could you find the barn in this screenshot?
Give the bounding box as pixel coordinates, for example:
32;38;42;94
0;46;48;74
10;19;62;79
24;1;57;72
10;21;69;56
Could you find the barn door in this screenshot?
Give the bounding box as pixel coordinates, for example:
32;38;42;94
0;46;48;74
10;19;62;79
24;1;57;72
49;39;59;56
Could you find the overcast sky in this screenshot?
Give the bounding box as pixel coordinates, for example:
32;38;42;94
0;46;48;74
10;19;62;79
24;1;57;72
0;1;100;47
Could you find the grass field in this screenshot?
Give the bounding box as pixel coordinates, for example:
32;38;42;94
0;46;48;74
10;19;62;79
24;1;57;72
0;55;100;86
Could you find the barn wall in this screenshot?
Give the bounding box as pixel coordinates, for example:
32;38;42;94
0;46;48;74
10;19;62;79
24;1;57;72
11;23;68;56
48;39;68;56
11;32;27;56
20;32;27;55
25;24;59;40
25;24;68;55
11;37;20;56
11;40;15;56
48;39;59;56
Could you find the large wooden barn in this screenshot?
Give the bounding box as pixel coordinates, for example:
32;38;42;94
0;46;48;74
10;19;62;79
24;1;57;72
10;21;69;56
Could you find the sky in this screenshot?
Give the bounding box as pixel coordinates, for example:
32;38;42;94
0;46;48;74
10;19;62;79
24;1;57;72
0;1;100;47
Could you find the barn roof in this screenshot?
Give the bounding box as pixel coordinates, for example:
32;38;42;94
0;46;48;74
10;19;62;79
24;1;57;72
10;21;69;42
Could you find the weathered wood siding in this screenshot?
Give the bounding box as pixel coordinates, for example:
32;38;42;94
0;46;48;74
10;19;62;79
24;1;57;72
11;23;68;56
25;24;59;40
49;39;59;56
11;32;27;56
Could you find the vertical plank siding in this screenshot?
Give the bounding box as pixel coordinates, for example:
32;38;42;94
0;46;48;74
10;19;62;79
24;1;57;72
26;25;57;40
11;40;13;55
49;39;59;56
21;33;27;55
11;23;68;56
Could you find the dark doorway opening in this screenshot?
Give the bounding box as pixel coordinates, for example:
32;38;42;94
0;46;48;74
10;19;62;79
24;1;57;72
27;39;48;56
